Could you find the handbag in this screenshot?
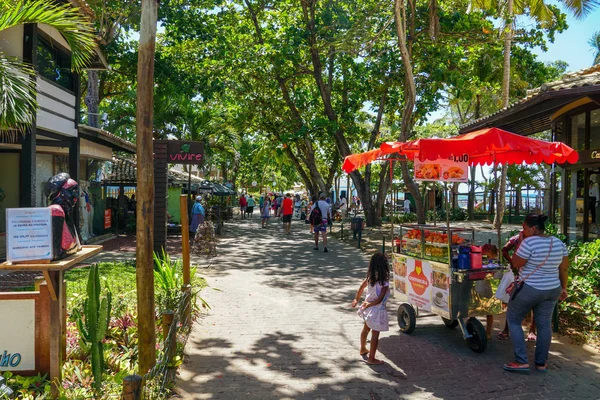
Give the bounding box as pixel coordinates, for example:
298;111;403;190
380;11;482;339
506;238;554;301
495;270;514;303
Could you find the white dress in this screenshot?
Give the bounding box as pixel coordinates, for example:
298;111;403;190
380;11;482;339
357;281;390;331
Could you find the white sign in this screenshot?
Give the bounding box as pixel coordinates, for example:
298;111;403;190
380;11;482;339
6;208;53;262
252;181;257;187
414;156;468;182
0;300;35;371
272;181;276;187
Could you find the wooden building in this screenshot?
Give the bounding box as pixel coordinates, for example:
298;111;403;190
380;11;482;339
460;64;600;242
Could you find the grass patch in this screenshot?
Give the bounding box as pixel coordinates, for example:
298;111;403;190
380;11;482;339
66;261;138;317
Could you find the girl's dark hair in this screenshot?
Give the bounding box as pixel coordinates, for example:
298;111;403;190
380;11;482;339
367;252;390;286
524;213;548;232
311;195;317;202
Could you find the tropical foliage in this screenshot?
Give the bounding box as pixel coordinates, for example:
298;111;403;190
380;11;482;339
0;0;96;140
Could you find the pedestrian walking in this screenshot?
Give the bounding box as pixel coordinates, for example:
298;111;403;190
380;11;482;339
239;194;247;219
503;214;569;373
261;197;271;228
309;193;331;252
403;197;411;214
351;252;390;365
190;196;205;241
259;194;265;213
281;193;294;234
294;194;302;218
246;195;256;218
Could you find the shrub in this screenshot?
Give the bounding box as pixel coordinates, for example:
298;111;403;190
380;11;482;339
562;240;600;330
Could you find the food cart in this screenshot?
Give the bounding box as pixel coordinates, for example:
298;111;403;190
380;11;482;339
392;224;505;353
342;127;580;353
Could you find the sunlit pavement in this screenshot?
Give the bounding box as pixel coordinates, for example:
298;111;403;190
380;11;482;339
174;218;600;400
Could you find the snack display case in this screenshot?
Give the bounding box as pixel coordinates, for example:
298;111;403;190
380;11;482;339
391;224;507;353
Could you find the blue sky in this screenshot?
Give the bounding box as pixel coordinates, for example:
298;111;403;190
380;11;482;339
530;5;600;72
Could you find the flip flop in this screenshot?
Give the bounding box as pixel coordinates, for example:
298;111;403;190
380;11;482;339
497;332;509;340
503;362;530;373
527;333;537;342
535;364;547;372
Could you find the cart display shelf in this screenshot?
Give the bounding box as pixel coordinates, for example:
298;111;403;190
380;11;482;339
391;224;507;353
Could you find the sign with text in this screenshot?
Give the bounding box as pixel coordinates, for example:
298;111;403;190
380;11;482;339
414;155;468;182
0;299;35;371
6;208;53;262
166;141;204;164
104;209;112;229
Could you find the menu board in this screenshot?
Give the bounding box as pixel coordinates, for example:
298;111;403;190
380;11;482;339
6;208;53;262
414;156;468;183
392;255;452;319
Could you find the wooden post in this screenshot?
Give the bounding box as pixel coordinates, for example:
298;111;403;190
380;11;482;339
180;195;192;326
135;0;159;375
162;312;175;364
122;375;142;400
180;195;190;286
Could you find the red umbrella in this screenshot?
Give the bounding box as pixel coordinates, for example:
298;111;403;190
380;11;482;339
380;127;579;166
342;148;388;173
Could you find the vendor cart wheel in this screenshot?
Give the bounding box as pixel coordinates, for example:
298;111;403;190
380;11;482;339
397;303;416;334
465;317;487;353
441;317;458;329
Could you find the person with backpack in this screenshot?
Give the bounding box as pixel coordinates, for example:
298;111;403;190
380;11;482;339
310;193;332;252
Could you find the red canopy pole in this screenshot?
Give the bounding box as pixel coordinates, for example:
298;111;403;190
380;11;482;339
390;159;394;253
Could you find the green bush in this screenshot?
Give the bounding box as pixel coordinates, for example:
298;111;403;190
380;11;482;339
562;240;600;330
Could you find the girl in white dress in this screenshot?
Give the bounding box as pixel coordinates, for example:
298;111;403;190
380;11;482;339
351;253;390;365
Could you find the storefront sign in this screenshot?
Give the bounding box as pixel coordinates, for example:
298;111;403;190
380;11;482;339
104;209;112;229
166;141;204;164
414;156;468;182
578;149;600;163
0;300;35;371
6;208;53;262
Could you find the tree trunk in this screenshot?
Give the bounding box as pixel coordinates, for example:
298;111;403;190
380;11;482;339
494;0;513;229
135;0;158;375
85;70;99;127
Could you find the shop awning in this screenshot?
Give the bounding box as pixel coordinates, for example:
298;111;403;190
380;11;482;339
342;127;579;173
382;127;579;166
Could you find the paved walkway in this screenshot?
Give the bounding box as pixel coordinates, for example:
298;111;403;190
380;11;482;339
174;218;600;400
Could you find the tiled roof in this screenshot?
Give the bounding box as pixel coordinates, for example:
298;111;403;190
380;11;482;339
105;156;206;185
460;64;600;132
78;125;136;153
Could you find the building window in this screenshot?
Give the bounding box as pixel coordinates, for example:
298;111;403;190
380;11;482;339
37;37;74;91
570;112;586;151
591;109;600;150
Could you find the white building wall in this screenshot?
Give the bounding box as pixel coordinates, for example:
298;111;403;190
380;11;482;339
36;78;77;137
0;25;24;58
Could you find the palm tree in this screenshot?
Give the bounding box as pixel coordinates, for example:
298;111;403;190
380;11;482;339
470;0;600;228
590;31;600;65
0;0;96;141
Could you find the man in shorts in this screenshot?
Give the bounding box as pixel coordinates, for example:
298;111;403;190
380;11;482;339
311;193;332;252
281;193;294;234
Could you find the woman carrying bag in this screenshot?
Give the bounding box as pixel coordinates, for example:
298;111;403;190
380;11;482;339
503;214;569;373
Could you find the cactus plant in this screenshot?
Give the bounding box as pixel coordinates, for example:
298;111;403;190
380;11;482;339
72;264;112;393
